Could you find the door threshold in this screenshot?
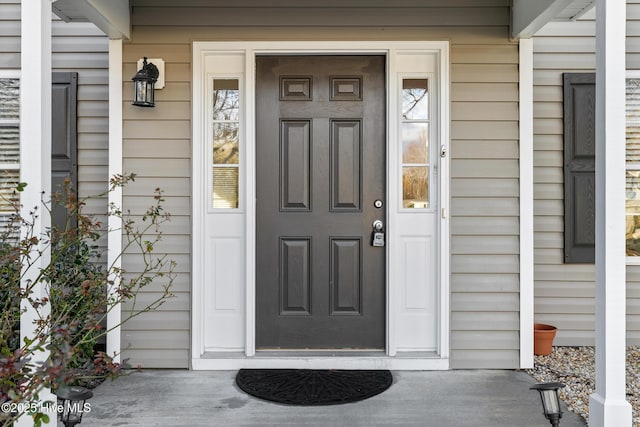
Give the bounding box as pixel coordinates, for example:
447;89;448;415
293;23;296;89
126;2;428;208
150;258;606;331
255;350;387;358
193;351;447;370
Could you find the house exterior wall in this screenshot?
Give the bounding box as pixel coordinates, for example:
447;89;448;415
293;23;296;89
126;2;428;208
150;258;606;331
533;3;640;345
122;0;520;369
1;1;110;247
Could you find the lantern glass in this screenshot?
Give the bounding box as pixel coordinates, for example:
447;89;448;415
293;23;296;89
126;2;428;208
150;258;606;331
56;386;93;427
134;79;155;107
540;389;560;415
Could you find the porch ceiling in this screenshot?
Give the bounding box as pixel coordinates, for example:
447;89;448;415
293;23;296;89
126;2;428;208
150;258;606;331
512;0;595;38
52;0;594;41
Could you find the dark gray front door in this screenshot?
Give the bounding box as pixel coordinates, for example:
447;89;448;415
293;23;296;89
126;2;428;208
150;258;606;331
256;55;386;349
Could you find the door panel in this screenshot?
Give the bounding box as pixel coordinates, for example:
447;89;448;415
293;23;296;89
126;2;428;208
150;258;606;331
256;56;386;349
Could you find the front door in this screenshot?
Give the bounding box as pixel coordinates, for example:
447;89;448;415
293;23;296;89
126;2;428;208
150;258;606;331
256;55;386;349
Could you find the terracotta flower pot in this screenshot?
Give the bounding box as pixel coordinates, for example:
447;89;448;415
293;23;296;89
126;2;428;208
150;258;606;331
533;323;557;356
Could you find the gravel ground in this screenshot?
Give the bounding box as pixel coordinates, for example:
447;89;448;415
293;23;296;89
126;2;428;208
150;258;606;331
526;346;640;426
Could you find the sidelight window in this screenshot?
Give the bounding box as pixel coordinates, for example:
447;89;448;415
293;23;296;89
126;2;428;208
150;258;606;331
400;78;430;209
211;79;240;209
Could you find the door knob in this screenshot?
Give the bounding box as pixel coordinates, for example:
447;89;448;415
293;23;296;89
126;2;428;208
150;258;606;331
372;220;384;231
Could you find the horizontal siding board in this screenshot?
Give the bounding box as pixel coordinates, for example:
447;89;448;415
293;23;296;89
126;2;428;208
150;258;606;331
0;36;19;52
452;216;518;235
451;273;519;292
535;232;563;249
122;330;190;350
452;178;519;197
535;297;595;314
450;350;519;369
0;21;20;37
122;292;190;312
77;149;108;166
533;36;595;53
534;53;596;69
535;282;594;298
128;25;513;45
451;45;517;64
124;254;191;273
451;83;518;102
452;159;518;178
452;198;519;216
123;158;190;177
124;139;191;158
452;331;519;350
534;183;563;199
123;196;191;216
124;101;191;120
78;117;108;133
534;216;563;232
452;102;518;121
132;0;510;7
452;121;518;140
122;235;190;254
451;64;518;83
452;311;519;331
451;255;519;273
451;292;519;311
52;52;108;68
123;44;191;62
534;249;564;265
127;215;191;235
451;235;518;254
124;311;190;331
120;349;189;369
452;140;518;159
534;118;564;136
124;177;191;196
52;36;108;52
132;7;510;27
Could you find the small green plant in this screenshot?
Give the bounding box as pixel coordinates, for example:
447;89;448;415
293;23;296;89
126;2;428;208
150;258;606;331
0;174;175;426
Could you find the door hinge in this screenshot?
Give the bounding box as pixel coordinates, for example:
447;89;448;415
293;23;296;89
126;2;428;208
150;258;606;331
442;208;447;219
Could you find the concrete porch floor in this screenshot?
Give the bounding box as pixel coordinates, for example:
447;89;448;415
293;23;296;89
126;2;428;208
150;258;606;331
82;370;586;426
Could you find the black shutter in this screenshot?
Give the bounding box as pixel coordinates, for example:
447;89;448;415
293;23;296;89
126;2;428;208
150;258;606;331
51;72;78;230
563;73;596;263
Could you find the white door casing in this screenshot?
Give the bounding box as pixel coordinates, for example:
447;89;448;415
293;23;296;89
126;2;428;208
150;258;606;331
191;41;450;370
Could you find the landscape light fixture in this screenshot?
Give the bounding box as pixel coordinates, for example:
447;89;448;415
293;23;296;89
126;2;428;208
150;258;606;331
132;57;159;107
530;381;565;427
56;385;93;427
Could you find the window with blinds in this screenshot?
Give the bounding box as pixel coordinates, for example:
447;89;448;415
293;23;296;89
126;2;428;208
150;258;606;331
0;75;20;234
627;78;640;256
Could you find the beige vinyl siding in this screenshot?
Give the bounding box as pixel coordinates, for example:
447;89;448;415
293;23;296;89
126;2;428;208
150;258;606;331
533;1;640;346
123;0;519;369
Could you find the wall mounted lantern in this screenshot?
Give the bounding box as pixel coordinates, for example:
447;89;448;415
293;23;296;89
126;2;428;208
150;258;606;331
56;386;93;427
132;57;159;107
530;382;565;427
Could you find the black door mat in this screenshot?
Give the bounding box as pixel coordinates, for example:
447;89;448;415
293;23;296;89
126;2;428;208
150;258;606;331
235;369;393;406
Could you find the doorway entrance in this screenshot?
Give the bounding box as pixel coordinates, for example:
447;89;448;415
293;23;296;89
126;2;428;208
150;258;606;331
255;56;386;349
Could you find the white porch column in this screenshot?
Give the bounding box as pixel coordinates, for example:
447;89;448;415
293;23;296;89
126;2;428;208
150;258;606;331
589;0;633;425
519;37;534;369
17;0;55;425
106;39;123;363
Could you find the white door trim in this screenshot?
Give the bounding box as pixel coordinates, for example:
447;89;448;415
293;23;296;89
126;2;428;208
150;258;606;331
192;41;450;370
